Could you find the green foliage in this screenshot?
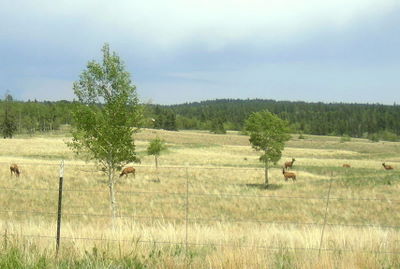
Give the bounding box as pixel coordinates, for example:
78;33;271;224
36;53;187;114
147;138;167;171
158;99;400;138
152;106;177;130
245;110;291;185
377;130;399;142
0;245;147;269
68;43;142;219
1;94;17;138
210;118;226;134
2;98;400;140
147;138;167;156
273;248;296;269
1;110;17;138
0;247;24;269
368;133;380;142
69;43;142;171
340;135;351;143
337;170;398;187
0;99;74;136
245;110;291;164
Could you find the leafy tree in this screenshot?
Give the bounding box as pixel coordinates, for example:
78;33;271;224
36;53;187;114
68;43;142;222
164;110;177;131
1;93;17;138
147;138;167;181
147;138;167;168
340;135;351;143
152;106;177;130
245;110;290;186
210;118;226;134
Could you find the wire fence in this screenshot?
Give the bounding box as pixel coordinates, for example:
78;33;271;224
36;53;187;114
1;161;400;257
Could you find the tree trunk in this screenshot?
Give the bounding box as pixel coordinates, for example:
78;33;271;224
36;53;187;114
264;161;269;186
155;155;160;182
108;166;117;228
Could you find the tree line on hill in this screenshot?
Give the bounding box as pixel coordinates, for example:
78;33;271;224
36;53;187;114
153;99;400;141
0;95;73;137
1;96;400;141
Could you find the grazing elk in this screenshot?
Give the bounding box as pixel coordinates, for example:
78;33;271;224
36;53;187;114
284;158;296;169
120;167;136;178
342;164;351;168
10;164;20;177
382;163;394;170
282;168;296;181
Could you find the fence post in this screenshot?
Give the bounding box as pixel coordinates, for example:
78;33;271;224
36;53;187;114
56;160;64;257
318;172;333;257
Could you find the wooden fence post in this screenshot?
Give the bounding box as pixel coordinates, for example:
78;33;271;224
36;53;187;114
56;160;64;257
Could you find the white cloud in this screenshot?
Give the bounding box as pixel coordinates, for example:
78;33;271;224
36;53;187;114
3;0;399;51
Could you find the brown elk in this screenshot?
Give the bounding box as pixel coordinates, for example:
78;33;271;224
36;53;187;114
10;164;20;177
342;164;351;168
284;158;296;169
382;163;394;170
282;168;296;181
120;167;136;178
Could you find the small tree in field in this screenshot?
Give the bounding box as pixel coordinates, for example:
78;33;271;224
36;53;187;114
245;110;290;186
147;138;167;168
69;44;142;222
147;138;167;181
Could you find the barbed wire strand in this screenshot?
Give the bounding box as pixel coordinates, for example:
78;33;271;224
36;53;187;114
5;232;400;255
0;186;398;203
2;209;400;230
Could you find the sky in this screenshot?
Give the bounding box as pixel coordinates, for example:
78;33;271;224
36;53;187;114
1;0;399;105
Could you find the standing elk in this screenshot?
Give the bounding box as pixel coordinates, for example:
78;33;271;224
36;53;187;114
120;167;136;178
382;163;394;170
10;164;20;177
282;168;296;181
284;158;296;169
342;164;351;168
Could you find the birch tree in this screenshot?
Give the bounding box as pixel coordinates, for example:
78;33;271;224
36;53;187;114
69;44;142;222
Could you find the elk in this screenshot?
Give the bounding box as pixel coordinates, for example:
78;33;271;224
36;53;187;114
120;166;136;178
342;164;351;168
282;168;296;181
382;163;394;170
10;164;20;177
284;158;296;169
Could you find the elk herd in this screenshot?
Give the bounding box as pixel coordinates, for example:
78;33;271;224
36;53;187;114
6;160;396;183
280;158;396;182
282;158;296;182
7;163;137;179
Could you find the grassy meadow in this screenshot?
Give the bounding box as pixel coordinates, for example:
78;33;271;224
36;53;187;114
0;129;400;268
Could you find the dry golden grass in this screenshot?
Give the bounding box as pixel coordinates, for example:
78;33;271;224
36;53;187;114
1;129;400;268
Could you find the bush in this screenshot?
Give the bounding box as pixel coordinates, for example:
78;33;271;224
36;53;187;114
340;135;351;143
368;134;380;142
378;130;399;142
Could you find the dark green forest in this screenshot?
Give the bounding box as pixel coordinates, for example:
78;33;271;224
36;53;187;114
1;97;400;141
167;99;400;140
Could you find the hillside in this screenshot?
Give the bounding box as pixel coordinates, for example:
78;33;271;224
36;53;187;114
154;99;400;140
1;98;400;141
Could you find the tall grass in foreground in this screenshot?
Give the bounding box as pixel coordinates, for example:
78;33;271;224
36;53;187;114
1;231;400;269
1;130;400;268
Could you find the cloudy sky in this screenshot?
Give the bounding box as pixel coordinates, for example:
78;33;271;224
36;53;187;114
1;0;399;104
